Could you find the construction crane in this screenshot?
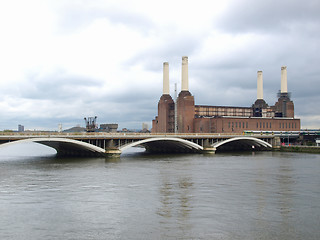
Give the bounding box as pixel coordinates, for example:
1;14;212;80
84;116;97;132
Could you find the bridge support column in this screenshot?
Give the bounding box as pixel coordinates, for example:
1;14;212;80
104;140;121;157
202;147;216;154
201;139;216;154
104;148;121;158
272;137;281;150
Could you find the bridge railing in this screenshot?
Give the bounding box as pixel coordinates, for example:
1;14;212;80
0;132;250;138
0;131;279;137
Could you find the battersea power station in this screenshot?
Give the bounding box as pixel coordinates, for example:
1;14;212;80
152;56;300;134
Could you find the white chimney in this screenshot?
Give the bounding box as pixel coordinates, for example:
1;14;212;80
181;56;189;91
281;66;288;93
163;62;169;95
257;71;263;99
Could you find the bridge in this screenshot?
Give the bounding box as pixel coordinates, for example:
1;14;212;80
0;133;279;157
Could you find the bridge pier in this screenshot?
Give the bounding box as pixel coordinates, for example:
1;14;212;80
202;147;216;154
272;136;281;150
201;139;216;154
104;148;121;158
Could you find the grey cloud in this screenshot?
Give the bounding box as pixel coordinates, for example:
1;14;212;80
216;0;320;34
56;3;154;34
19;70;103;101
2;1;320;130
125;35;202;72
12;74;159;130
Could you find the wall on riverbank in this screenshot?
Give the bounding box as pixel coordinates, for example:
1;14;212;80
279;146;320;153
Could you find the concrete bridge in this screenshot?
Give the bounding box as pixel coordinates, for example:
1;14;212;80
0;133;278;157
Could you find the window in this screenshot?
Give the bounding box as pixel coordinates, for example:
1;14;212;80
263;122;265;128
228;122;230;128
236;122;238;128
279;123;281;128
246;122;248;128
270;123;272;128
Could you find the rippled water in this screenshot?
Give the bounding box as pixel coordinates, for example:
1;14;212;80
0;143;319;239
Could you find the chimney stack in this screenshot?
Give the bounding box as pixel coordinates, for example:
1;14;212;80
257;71;263;100
281;66;288;93
181;56;189;91
163;62;169;95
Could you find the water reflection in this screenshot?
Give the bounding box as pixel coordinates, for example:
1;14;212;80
252;153;300;239
276;158;297;238
157;160;194;239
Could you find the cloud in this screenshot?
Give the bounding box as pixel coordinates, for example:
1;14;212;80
0;0;319;130
17;69;103;100
216;0;320;34
54;1;155;34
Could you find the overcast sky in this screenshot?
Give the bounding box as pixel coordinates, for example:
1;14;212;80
0;0;319;131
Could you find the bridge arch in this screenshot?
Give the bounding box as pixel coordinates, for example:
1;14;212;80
0;136;273;157
120;137;204;153
213;137;272;152
0;138;106;157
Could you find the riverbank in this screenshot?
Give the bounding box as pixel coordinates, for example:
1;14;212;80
279;146;320;153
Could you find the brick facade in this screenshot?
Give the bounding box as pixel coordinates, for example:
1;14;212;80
152;94;174;133
194;117;300;133
176;91;195;133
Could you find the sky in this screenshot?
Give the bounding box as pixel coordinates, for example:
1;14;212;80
0;0;319;131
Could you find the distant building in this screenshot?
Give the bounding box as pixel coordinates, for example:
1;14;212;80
100;124;118;132
142;123;149;131
152;57;300;133
58;124;63;133
18;125;24;132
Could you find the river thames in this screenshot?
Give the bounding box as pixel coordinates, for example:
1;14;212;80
0;143;319;240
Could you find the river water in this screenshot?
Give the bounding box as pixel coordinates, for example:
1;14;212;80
0;143;319;240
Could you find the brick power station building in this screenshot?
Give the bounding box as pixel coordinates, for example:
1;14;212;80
152;56;300;134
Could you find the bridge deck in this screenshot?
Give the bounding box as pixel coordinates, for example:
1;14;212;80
0;132;276;140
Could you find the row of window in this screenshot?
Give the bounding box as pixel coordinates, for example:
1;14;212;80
279;122;297;129
228;121;298;130
228;122;249;129
197;111;251;117
256;122;272;129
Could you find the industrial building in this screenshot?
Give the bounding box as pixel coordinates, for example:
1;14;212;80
152;57;300;133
